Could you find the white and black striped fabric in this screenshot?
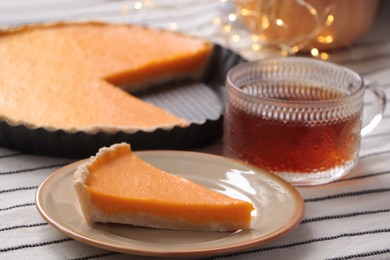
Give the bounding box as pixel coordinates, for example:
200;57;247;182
1;1;390;259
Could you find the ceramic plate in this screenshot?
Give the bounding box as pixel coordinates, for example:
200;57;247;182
35;151;304;258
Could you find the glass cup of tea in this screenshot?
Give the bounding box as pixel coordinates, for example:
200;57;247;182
224;57;386;186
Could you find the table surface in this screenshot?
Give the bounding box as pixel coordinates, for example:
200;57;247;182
1;1;390;259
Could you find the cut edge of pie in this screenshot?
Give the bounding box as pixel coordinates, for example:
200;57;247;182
73;143;254;231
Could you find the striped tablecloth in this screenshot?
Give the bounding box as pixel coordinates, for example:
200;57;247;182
1;1;390;259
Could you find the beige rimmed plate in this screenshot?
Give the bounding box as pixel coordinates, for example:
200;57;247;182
35;151;304;258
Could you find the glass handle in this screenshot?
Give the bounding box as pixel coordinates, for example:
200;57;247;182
361;81;387;136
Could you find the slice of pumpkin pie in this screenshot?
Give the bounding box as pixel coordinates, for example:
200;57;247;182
0;22;213;133
73;143;254;231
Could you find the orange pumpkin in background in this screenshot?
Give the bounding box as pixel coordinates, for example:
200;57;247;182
234;0;380;51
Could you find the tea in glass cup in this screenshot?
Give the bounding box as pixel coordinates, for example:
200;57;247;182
224;57;386;186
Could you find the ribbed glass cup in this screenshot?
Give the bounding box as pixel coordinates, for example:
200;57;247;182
224;57;386;186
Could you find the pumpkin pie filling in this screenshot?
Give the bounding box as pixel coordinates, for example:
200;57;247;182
0;22;213;132
74;143;254;231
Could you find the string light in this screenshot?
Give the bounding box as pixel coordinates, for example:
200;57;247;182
317;35;333;44
275;19;285;27
320;52;329;60
213;17;222;25
291;46;300;53
134;1;143;10
119;0;335;60
218;0;338;60
169;22;178;31
251;43;261;51
310;48;319;57
232;34;240;42
326;14;334;26
228;13;237;22
261;16;270;29
223;25;232;33
240;8;249;16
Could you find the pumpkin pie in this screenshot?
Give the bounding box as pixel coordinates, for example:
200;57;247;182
0;22;213;133
73;143;254;231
